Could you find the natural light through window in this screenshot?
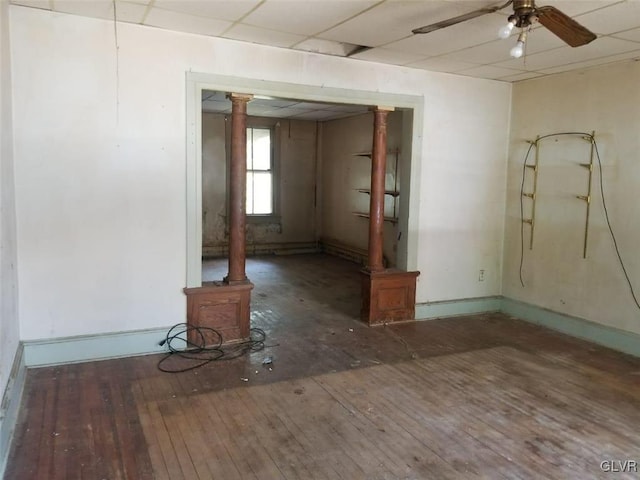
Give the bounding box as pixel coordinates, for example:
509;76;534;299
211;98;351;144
246;127;273;215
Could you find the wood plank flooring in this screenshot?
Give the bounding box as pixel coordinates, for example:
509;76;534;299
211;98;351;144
5;254;640;479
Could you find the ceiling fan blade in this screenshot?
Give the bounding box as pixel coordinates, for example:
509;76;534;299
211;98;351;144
412;0;513;35
537;5;597;47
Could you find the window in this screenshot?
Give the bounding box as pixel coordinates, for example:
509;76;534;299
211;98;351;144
246;127;273;215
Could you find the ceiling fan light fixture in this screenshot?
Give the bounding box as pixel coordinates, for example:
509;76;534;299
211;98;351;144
498;17;517;39
510;31;527;58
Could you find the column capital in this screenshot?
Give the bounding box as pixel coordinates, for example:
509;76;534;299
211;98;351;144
226;92;254;102
370;106;395;113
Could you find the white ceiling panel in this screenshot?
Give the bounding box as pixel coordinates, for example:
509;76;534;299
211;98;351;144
293;38;360;56
497;71;547;82
116;1;148;23
151;0;259;22
575;1;640;35
222;24;305;48
11;0;51;9
53;0;113;20
612;26;640;42
456;64;526;80
242;0;379;36
495;36;640;71
539;48;640;74
143;7;232;36
384;13;509;57
532;0;621;17
11;0;640;83
319;1;478;48
350;47;426;65
406;56;480;73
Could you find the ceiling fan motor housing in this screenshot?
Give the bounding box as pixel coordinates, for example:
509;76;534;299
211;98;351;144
512;0;538;28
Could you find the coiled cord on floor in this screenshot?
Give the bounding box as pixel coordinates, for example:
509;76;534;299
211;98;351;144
157;323;266;373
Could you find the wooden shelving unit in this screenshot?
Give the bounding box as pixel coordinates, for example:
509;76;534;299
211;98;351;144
351;212;398;224
352;148;400;223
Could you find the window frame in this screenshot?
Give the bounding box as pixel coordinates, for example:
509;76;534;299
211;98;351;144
225;115;281;224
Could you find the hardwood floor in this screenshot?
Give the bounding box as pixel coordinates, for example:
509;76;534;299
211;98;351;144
5;254;640;479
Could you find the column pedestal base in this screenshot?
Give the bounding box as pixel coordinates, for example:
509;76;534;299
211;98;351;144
184;282;253;346
360;269;420;326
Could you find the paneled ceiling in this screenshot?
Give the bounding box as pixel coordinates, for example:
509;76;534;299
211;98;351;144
11;0;640;120
11;0;640;84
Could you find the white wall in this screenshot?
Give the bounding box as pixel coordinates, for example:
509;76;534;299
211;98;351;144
10;6;510;340
0;0;19;401
504;60;640;335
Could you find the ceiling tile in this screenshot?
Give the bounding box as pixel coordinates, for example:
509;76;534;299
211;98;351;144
446;29;567;65
144;7;232;37
350;47;426;65
276;106;315;117
293;38;359;56
534;0;621;18
612;27;640;43
406;57;480;73
574;1;640;35
242;0;379;36
319;1;469;48
384;12;509;57
202;100;230;113
498;71;547;82
251;98;299;108
247;104;283;116
222;24;305;48
53;0;113;20
11;0;51;9
116;1;148;23
494;36;640;71
456;64;526;80
290;110;345;120
539;48;640;74
322;103;368;113
151;0;259;22
444;39;520;65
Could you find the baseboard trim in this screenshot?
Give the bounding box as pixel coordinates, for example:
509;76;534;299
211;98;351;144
203;242;320;258
319;238;369;266
415;296;502;320
501;297;640;358
23;326;172;368
0;344;26;479
16;297;640;369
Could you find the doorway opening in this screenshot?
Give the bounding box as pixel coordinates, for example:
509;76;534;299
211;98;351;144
185;73;423;334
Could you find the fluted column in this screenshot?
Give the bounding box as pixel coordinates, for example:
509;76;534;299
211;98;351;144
225;93;253;284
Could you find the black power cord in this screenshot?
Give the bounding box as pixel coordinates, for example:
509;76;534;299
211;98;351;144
518;132;639;311
157;323;266;373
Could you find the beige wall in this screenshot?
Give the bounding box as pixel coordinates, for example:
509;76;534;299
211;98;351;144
504;60;640;335
202;112;318;256
321;111;403;266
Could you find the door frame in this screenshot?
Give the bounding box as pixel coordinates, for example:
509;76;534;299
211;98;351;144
186;72;424;287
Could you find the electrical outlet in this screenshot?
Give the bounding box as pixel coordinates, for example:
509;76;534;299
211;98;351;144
478;269;485;282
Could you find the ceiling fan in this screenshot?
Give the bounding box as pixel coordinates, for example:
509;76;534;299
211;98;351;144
412;0;597;58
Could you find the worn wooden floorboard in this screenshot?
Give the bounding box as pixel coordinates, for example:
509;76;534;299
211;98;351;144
6;254;640;479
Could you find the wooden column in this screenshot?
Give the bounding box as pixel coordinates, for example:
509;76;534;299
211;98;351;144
183;92;254;346
367;106;393;272
360;106;420;326
225;93;253;285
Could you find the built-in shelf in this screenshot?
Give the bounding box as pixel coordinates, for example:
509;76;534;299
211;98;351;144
352;212;398;224
353;148;401;221
352;148;400;159
356;188;400;197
